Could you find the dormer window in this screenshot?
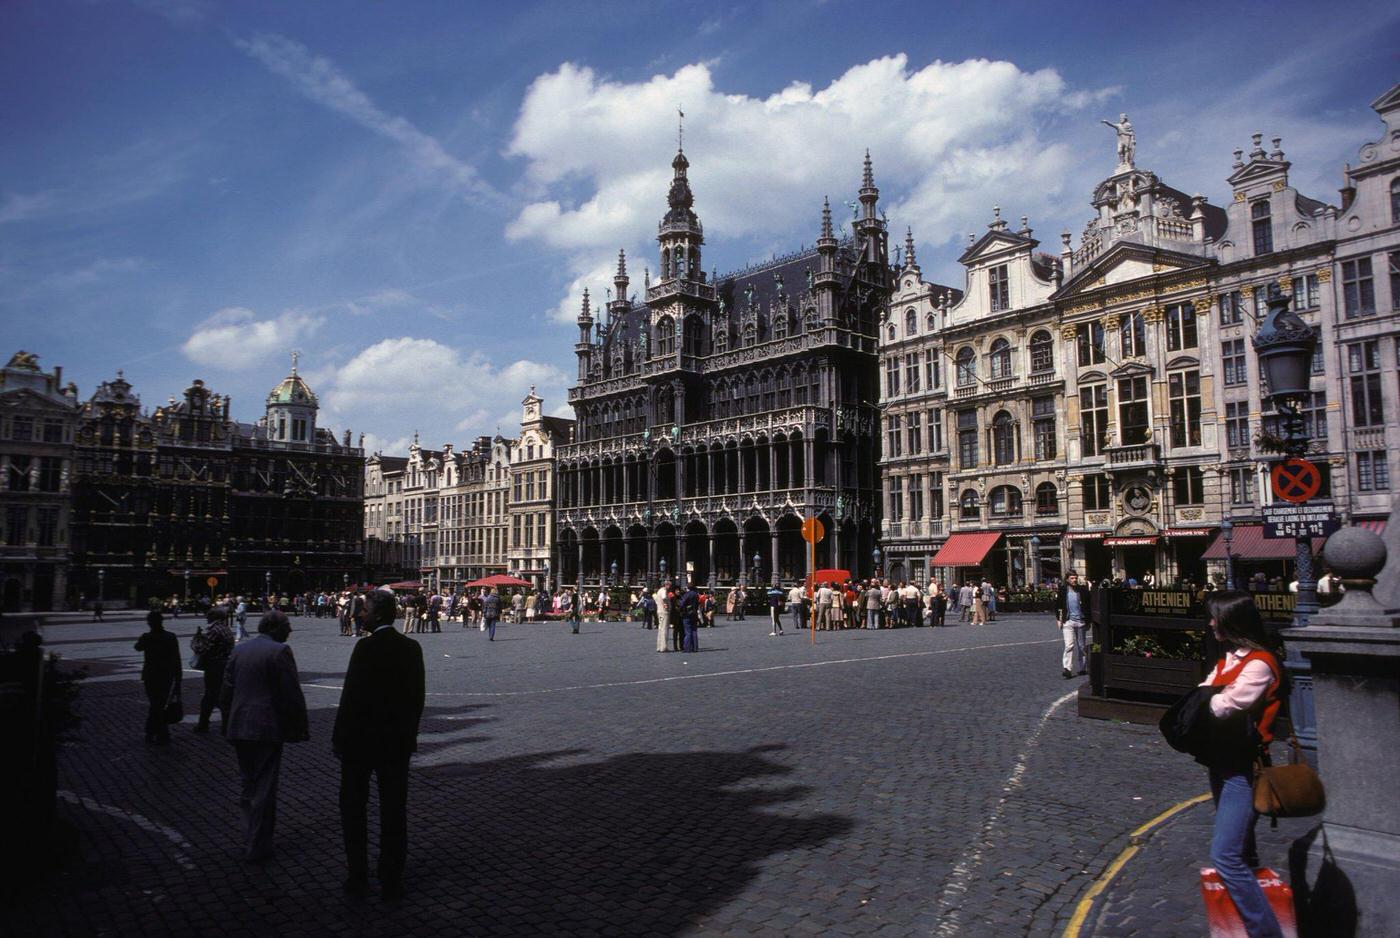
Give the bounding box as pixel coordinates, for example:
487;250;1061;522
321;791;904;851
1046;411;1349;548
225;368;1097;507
989;265;1010;312
905;308;917;335
1251;200;1273;255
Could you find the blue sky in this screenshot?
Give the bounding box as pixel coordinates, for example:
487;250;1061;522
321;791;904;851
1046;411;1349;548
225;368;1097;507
2;0;1396;453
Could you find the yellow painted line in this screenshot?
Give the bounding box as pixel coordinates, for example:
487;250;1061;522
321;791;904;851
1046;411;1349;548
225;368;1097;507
1061;792;1212;938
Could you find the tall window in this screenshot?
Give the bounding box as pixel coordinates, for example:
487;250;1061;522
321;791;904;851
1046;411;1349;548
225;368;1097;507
908;474;924;520
989;338;1012;379
955;347;976;387
36;507;58;548
928;408;944;452
989;485;1022;517
1291;274;1320;311
1077;322;1105;366
1032;397;1056;460
1230;467;1255;505
1390;252;1400;310
1262;391;1327;444
1119;312;1145;357
959;488;980;520
906;411;922;454
1080;384;1108;456
657;316;676;356
1251;200;1273;255
924;349;940;389
1252;282;1281;319
930;473;944;519
1349;340;1384;426
885;358;900;397
1117;376;1150;445
38;457;62;492
1173;466;1205;505
905;308;917;335
1342;258;1375;318
905;352;920;393
1392;178;1400;224
957;410;978;469
1169;370;1202;447
1356;451;1390;492
1219;291;1244;325
1222;339;1247;386
886;414;903;458
888;478;904;523
992;410;1016;465
1029;330;1054;372
1082;474;1111;510
989;264;1010;312
1035;482;1058;515
1165;302;1198;351
1226;401;1250;450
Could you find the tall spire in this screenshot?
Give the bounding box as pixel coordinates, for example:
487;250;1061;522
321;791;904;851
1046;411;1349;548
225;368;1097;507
821;196;834;240
858;149;879;218
290;350;299;376
904;227;918;271
862;149;875;189
578;287;592;323
613;250;630;305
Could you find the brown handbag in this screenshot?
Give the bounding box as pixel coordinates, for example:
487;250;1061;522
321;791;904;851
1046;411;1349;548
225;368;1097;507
1253;734;1325;818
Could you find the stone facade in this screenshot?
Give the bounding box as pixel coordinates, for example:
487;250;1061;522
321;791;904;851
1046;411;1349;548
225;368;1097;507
555;147;915;588
0;352;78;611
883;85;1400;589
507;391;572;588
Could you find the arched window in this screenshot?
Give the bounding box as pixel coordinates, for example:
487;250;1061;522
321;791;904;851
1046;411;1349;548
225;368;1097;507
989;485;1022;517
1029;330;1053;372
989;338;1013;379
960;488;980;520
955;347;976;387
992;410;1017;465
887;324;897;342
905;308;917;335
656;316;676;357
1392;177;1400;225
1035;481;1058;515
683;316;703;357
926;311;937;331
1251;200;1273;255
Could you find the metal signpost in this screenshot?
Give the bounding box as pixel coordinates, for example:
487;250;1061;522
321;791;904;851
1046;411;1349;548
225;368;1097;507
801;516;824;645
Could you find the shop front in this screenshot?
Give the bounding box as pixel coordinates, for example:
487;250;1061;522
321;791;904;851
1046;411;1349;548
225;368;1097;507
930;531;1001;589
1162;527;1216;586
1067;532;1112;582
1200;524;1325;587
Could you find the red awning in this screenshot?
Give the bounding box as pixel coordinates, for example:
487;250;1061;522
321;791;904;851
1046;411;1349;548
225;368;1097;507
931;532;1002;567
1201;524;1325;560
1356;519;1387;535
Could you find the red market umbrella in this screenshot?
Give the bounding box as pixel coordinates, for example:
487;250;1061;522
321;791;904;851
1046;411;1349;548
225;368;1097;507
809;569;851;585
385;581;422;590
464;574;532;588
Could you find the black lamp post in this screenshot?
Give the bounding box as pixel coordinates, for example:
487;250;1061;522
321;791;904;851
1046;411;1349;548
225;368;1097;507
1221;518;1235;590
872;547;882;579
658;556;668;583
1251;292;1320;764
610;558;619;587
752;551;762;585
1029;535;1042;588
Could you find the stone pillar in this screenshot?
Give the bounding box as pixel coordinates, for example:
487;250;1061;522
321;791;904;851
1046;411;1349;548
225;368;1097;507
1283;524;1400;936
770;531;780;586
707;535;716;588
623;540;632;587
575;541;584;590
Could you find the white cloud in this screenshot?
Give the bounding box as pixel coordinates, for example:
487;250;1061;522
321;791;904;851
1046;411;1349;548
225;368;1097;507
316;337;568;452
234;33;499;205
344;287;415;316
507;56;1113;320
182;307;326;368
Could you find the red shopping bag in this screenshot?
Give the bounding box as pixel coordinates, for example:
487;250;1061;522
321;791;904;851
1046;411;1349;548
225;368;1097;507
1200;867;1298;937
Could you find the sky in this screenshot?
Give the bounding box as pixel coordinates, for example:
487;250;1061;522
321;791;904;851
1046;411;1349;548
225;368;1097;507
2;0;1396;455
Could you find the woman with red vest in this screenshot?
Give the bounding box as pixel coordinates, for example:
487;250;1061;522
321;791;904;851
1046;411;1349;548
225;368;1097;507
1200;591;1286;938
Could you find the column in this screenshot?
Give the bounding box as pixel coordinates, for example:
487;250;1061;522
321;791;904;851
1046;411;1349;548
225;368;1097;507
708;534;717;587
623;540;632;587
770;530;780;586
575;541;584;588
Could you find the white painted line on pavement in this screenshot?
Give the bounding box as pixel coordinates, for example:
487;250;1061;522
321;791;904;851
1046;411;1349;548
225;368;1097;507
296;638;1058;698
930;687;1080;936
57;790;197;870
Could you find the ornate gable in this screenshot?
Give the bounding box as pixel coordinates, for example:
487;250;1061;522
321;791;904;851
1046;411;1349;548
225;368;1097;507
1054;240;1210;301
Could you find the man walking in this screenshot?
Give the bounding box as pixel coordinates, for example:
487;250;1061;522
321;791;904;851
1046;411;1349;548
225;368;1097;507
1056;572;1092;680
679;584;700;652
655;581;672;653
959;582;975;622
767;586;786;636
787;582;806;633
481;586;501;641
219;610;309;862
815;582;834;631
334;589;425;902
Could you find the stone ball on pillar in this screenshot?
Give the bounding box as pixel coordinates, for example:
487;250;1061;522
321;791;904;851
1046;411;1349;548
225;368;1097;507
1322;527;1386;583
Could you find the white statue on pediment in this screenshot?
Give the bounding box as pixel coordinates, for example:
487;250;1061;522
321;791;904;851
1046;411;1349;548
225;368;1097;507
1101;113;1135;168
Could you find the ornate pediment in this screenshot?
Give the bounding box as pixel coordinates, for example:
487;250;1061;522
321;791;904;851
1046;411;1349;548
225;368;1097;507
958;229;1036;265
1055;241;1210;301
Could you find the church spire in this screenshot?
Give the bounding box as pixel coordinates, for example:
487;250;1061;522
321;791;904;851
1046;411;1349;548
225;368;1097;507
613;249;630;306
858;149;879;217
903;227;919;272
821;196;834;240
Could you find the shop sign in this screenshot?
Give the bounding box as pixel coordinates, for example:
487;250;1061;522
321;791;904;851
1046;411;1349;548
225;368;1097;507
1103;536;1159;547
1163;528;1215;538
1110;588;1202;618
1066;532;1108;540
1251;590;1296;622
1262;503;1340;539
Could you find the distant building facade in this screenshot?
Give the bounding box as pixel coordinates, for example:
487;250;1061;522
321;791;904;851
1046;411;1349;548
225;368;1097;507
507;391;572;588
0;352;78;612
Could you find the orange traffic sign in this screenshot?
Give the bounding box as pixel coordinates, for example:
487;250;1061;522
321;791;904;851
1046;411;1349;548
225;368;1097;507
206;576;219;588
1270;459;1321;504
801;517;825;544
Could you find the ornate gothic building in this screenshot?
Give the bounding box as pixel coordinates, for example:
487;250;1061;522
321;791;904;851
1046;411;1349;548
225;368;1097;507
555;147;941;587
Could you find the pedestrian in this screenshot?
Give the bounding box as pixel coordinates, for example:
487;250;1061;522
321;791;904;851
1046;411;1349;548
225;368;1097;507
333;589;425;903
815;582;834;631
1193;591;1287;938
981;579;997;622
92;599;104;622
767;586;785;636
958;582;974;621
641;590;657;630
863;581;881;630
427;593;441;633
511;590;525;624
1056;572;1091;680
233;597;249;641
787;582;806;633
930;583;947;627
192;607;235;734
971;582;988;625
563;588;580;633
655;581;672;653
670;585;685;652
135;611;181;745
679;584;700;652
725;588;737;622
219;610;309;862
402;594;417;634
481;586;501;640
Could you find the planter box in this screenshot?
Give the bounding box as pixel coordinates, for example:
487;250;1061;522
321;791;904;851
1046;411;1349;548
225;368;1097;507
1103;653;1202;702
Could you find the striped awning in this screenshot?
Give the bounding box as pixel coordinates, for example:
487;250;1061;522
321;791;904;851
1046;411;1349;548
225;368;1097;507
1355;519;1387;535
1202;524;1325;560
931;532;1002;567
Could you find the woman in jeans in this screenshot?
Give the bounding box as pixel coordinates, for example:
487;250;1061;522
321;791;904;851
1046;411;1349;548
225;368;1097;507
1199;591;1285;938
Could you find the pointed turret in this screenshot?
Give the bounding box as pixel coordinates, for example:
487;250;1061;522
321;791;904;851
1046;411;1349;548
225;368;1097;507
575;288;594;381
658;142;704;282
854;151;887;267
858;149;879;218
611;249;630;314
903;227;919;273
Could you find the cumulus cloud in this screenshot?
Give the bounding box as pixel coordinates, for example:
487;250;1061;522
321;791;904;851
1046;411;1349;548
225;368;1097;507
182;307;326;368
234;33;500;204
507;55;1114;320
316;336;568;452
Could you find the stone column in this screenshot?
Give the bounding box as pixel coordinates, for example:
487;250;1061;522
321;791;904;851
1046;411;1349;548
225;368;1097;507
708;534;716;588
770;531;780;586
1283;524;1400;935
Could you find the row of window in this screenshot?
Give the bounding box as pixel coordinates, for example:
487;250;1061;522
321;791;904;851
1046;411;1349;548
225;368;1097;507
2;416;69;443
510;511;550;549
3;505;63;547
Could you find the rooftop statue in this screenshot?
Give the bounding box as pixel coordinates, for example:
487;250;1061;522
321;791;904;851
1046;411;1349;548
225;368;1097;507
1101;113;1135;169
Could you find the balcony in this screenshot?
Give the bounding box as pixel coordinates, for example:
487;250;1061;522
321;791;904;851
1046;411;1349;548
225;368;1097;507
645;279;716;303
1027;371;1058;388
1105;441;1162;471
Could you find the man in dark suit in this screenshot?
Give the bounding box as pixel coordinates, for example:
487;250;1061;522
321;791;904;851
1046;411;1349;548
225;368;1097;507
334;589;426;902
219;610;309;861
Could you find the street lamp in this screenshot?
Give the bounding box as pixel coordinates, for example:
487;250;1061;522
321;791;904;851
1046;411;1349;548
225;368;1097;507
659;556;668;582
97;568;106;603
1221;518;1235;590
610;558;619;586
184;567;191;603
752;551;762;585
264;570;272;604
873;547;882;578
544;558;552;593
1030;535;1042;588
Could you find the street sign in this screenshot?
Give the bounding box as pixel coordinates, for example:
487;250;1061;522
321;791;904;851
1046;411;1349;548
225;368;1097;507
1270;458;1321;504
1262;502;1340;539
206;576;219;588
801;517;825;544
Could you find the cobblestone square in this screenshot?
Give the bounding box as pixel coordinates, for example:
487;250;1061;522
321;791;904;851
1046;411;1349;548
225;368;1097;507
10;613;1301;936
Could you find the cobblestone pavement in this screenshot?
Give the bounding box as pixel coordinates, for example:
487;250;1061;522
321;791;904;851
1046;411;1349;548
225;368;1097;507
10;612;1234;936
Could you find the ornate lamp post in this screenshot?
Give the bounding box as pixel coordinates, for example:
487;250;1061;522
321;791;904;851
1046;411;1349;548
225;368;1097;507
97;568;105;603
1252;292;1321;762
1029;535;1042;588
264;570;272;605
658;556;668;583
752;551;762;587
610;558;619;588
544;558;552;594
183;567;191;603
872;547;882;579
1221;518;1235;590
